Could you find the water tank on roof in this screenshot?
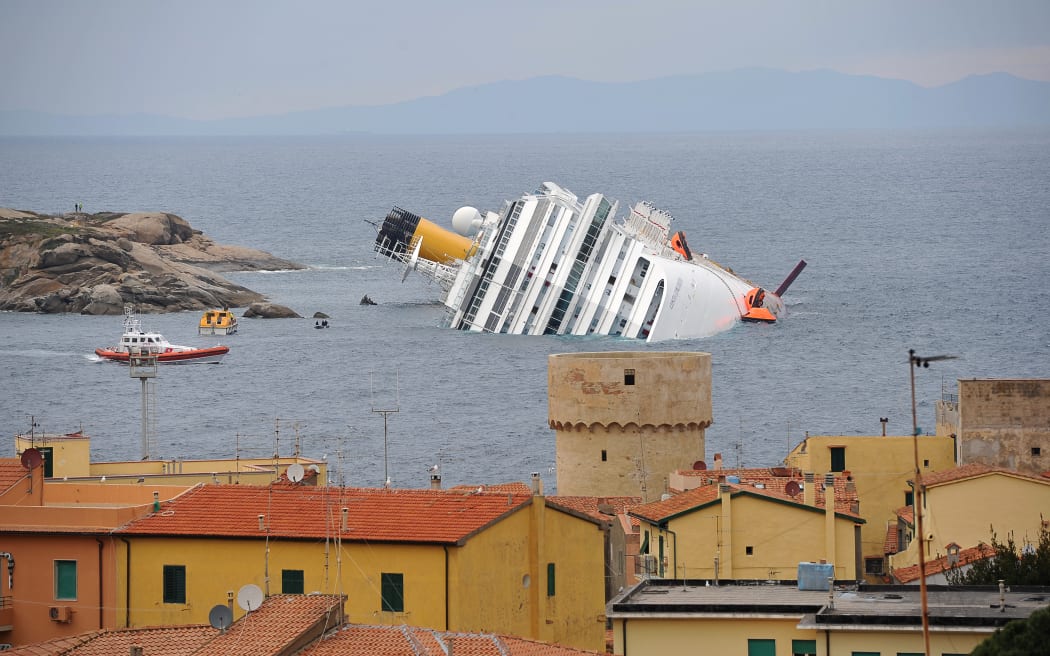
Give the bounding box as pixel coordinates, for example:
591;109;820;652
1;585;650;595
797;562;834;591
726;475;740;484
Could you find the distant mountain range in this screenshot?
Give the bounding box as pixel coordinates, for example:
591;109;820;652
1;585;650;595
3;68;1049;136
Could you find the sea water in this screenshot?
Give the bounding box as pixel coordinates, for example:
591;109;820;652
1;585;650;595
1;130;1048;491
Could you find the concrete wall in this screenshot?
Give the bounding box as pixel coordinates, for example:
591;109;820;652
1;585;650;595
958;379;1050;474
549;352;711;502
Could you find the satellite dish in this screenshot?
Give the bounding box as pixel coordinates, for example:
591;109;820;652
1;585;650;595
287;463;305;483
236;583;264;611
785;480;801;497
20;448;43;471
208;604;233;630
692;460;707;471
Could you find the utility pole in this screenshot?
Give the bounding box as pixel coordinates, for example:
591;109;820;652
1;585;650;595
909;348;957;656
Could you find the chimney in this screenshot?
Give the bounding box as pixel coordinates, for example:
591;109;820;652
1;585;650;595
430;474;442;490
719;483;733;578
530;472;543;496
824;473;836;566
803;473;815;506
257;514;265;531
341;507;349;532
130;646;144;656
713;453;723;470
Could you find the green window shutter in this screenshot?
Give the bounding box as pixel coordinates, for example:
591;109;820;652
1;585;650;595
282;569;304;594
830;446;846;472
747;639;776;656
792;639;817;655
640;531;649;553
381;572;404;612
54;560;77;600
163;565;186;604
547;563;556;597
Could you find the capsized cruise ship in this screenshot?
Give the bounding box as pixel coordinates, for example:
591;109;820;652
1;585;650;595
372;182;805;342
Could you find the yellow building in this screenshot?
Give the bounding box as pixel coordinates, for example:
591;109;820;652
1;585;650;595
630;475;863;582
889;463;1050;577
549;351;712;503
784;434;955;582
114;478;607;652
15;430;327;488
607;579;1048;656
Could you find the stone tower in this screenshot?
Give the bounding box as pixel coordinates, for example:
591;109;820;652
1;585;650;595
548;351;711;503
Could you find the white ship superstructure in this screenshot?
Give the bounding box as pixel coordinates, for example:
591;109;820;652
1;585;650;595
373;182;804;342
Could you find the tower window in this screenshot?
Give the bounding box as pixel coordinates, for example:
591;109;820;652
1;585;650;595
624;369;635;385
1033;447;1042;456
601;449;607;461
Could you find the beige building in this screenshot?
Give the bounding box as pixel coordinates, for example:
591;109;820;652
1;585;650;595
889;463;1050;577
783;433;955;582
548;351;710;503
938;378;1050;475
607;579;1048;656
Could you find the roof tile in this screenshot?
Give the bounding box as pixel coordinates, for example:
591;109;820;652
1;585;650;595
116;484;533;544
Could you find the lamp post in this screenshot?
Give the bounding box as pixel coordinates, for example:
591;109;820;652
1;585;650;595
908;348;957;656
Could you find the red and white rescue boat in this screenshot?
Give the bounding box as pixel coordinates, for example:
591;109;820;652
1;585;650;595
95;306;229;364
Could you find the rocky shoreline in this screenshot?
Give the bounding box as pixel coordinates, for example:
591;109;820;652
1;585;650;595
0;208;305;315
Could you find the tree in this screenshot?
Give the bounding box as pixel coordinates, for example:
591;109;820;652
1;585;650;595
945;520;1050;586
969;604;1050;656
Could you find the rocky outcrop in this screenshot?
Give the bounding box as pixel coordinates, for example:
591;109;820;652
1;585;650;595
0;208;305;314
243;302;302;319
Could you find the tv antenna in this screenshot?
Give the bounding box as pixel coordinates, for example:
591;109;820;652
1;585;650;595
128;348;158;460
370;370;399;488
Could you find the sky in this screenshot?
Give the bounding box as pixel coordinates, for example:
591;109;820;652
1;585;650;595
2;0;1049;120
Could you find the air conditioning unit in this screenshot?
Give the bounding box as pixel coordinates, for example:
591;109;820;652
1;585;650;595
48;606;72;623
638;554;658;576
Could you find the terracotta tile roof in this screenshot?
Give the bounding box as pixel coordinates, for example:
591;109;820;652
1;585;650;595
918;463;1050;487
546;496;642;524
5;626;216;656
302;624;601;655
194;594;344;656
895;505;914;526
0;458;28;492
892;543;996;583
631;475;863;524
884;524;899;555
115;484;533;545
449;482;533;495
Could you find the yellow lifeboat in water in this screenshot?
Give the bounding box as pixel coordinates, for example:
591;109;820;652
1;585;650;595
199;308;239;335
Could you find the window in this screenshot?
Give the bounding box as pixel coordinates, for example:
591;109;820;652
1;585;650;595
830;446;845;472
601;449;607;462
792;639;817;656
547;562;556;597
282;569;304;594
896;652;924;656
745;545;754;556
54;560;77;600
865;557;885;575
851;652;880;656
1034;447;1042;456
904;490;913;507
747;639;775;656
381;572;404;612
624;369;635;385
163;565;186;604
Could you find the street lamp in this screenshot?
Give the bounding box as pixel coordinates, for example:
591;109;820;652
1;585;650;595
908;348;957;656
